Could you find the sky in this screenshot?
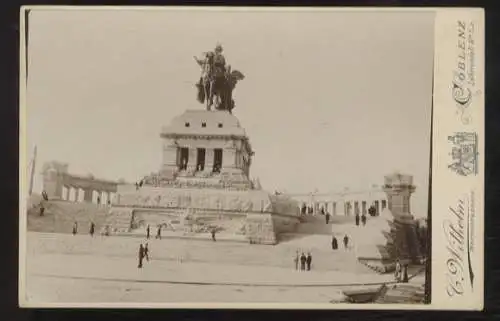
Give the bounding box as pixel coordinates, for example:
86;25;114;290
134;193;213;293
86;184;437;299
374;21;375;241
24;8;435;217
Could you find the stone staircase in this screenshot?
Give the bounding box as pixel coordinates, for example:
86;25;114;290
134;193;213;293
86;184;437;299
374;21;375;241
103;208;133;233
295;215;332;235
27;197;110;234
375;283;425;304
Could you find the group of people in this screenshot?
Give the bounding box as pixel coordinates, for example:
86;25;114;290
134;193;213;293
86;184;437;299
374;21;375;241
300;204;332;224
146;224;163;240
293;251;313;271
394;259;410;283
331;234;350;250
145;224;218;242
355;213;368;226
72;220;96;236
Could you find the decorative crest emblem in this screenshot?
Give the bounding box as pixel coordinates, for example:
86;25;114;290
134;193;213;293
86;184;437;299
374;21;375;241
447;132;478;176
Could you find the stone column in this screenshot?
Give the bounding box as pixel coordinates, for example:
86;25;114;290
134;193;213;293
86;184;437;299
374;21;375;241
383;174;415;221
223;147;237;170
187;148;197;172
163;144;178;167
382;172;421;263
65;186;70;201
75;188;80;202
205;148;214;172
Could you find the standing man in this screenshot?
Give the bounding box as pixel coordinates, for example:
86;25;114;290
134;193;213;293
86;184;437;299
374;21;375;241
72;221;78;235
402;264;409;283
306;252;312;271
355;213;360;226
300;252;307;271
211;228;217;242
325;211;330;224
146;224;150;239
361;214;367;226
144;243;150;262
138;244;144;268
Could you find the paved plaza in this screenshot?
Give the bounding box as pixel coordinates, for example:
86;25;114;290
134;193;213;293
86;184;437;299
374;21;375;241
24;232;401;304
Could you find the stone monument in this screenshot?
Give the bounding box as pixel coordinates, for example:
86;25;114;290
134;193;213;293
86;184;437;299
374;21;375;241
108;45;300;244
355;173;424;272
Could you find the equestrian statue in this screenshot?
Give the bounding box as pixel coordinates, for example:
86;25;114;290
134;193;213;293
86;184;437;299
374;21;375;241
194;44;245;113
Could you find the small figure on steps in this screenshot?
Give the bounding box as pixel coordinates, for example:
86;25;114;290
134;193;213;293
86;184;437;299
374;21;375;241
72;221;78;235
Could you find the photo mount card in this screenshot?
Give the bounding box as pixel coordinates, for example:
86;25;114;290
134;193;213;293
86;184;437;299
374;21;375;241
18;6;484;310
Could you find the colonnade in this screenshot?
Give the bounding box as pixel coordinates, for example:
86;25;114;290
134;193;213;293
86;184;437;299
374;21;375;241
60;185;117;206
295;196;388;216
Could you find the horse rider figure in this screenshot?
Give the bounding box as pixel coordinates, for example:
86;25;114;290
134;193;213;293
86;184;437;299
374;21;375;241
194;43;228;110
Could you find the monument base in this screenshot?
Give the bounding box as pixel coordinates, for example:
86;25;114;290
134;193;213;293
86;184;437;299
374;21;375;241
106;185;300;244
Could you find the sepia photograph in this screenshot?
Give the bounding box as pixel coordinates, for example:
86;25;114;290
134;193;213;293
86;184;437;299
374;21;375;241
18;7;482;309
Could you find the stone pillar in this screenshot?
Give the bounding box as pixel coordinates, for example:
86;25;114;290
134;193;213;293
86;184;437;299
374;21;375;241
83;188;93;203
382;173;422;264
383;173;415;222
205;148;214;172
75;188;80;202
187;148;197;172
163;144;178;167
223;147;237;170
65;186;70;201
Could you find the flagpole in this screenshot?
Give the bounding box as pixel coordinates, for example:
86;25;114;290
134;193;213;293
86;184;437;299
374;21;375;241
28;145;37;196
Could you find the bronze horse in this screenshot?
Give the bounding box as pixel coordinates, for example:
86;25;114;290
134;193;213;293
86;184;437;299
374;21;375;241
196;58;244;113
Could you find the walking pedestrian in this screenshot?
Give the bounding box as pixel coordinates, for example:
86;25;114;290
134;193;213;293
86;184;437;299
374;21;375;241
89;221;95;237
155;225;162;240
138;244;144;268
146;224;150;239
331;236;338;250
343;234;349;250
144;243;150;262
325;211;330;224
306;252;312;271
211;228;217;242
